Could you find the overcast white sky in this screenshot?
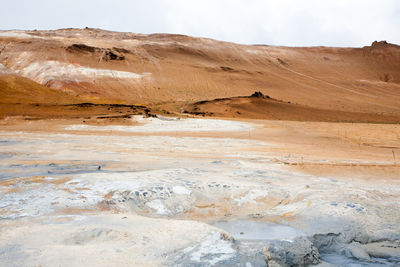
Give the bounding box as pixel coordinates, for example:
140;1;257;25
0;0;399;47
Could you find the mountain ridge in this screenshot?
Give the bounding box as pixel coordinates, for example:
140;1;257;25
1;28;399;120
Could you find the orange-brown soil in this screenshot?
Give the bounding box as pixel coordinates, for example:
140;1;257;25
0;29;399;122
183;93;400;123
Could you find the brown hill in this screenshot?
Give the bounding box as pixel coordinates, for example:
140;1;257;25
183;92;400;123
0;74;80;105
0;28;399;121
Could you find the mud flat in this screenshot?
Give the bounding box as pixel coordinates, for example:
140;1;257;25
0;116;400;266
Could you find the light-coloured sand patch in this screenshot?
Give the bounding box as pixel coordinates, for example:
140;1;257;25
0;63;16;75
0;214;221;267
0;31;41;39
66;116;255;133
17;60;150;84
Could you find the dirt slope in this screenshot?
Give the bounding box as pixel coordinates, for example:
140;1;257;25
0;74;81;105
183;93;400;123
0;74;150;119
0;28;399;120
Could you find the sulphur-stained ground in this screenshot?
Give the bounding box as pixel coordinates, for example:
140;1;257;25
0;116;400;266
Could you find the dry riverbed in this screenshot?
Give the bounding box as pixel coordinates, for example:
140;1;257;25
0;116;399;266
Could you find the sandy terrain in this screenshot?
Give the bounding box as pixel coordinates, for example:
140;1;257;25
0;116;399;266
0;28;399;266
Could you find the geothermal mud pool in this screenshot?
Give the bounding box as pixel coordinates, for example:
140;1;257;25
0;117;400;266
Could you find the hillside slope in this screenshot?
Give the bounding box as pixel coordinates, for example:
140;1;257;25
0;28;399;118
183;92;400;123
0;74;81;105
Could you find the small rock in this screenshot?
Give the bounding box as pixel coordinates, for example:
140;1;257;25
343;242;370;261
262;236;321;266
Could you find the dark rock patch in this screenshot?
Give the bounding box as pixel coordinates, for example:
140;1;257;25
220;66;235;72
251;91;270;99
67;43;98;53
67;44;126;61
277;58;288;65
103;50;125;61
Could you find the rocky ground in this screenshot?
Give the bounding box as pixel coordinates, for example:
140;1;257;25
0;116;399;266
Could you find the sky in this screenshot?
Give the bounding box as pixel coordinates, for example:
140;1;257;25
0;0;399;47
